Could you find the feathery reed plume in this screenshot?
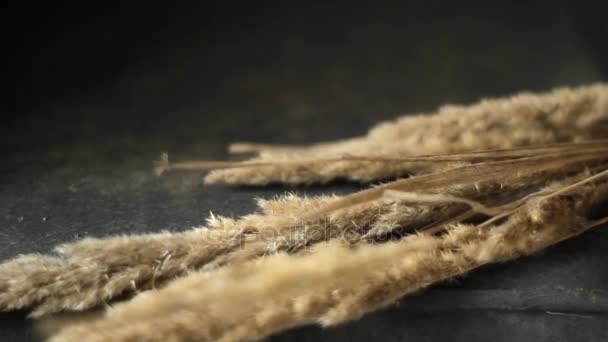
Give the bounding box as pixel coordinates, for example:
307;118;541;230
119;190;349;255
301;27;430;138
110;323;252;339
48;171;608;342
190;84;608;184
0;228;244;317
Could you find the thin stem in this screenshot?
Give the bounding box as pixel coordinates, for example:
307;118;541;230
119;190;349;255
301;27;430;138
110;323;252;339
383;190;503;216
543;168;608;199
156;141;608;174
228;142;309;154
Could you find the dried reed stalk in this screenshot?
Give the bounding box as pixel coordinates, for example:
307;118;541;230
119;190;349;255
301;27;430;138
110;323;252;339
177;84;608;184
1;85;607;342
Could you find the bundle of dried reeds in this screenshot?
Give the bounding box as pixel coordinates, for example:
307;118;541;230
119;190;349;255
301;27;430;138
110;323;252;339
1;84;607;342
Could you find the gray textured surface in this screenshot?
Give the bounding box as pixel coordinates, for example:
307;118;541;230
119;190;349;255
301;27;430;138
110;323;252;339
1;2;607;341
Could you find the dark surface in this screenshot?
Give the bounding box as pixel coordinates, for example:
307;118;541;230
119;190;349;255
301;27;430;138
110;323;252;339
1;1;608;341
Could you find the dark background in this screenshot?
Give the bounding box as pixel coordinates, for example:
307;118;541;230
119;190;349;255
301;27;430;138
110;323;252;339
1;1;608;341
